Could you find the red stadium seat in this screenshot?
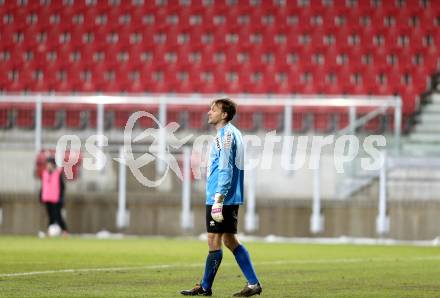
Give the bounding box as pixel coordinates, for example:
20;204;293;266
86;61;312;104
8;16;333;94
417;48;439;74
354;105;387;134
42;103;63;129
335;107;350;131
55;80;76;93
292;106;312;133
165;104;185;126
14;103;35;129
137;105;160;128
13;100;63;128
88;105;109;129
0;104;12;128
199;80;221;94
261;106;283;131
235;106;256;131
363;116;386;134
107;104;156;129
321;82;343;95
187;106;207;130
31;78;52;93
64;104;87;130
7;80;27;93
399;86;419;115
313;108;337;133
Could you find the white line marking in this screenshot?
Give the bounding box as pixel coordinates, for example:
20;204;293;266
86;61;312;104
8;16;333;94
1;256;440;278
0;264;200;278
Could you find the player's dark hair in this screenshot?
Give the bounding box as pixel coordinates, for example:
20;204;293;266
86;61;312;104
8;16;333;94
46;156;56;166
213;98;237;122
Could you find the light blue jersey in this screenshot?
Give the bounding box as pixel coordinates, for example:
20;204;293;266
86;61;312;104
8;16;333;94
206;123;244;205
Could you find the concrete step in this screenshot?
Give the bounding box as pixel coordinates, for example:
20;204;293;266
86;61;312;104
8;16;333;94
431;94;440;104
414;123;440;133
409;133;440;143
423;104;440;113
402;143;440;155
388;167;440;179
388;180;440;200
419;113;440;123
336;176;376;199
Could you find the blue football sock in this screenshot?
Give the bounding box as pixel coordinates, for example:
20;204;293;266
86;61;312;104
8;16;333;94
201;249;223;290
233;244;259;285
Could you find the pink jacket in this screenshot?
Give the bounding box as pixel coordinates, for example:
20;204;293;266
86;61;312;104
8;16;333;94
41;169;62;203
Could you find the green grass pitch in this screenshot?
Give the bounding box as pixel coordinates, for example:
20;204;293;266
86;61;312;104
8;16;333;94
0;236;439;297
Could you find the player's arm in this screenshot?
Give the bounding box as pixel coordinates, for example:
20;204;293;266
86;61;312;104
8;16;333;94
216;132;235;199
211;132;235;222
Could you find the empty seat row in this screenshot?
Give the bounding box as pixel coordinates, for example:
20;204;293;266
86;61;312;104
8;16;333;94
1;0;437;19
1;49;437;74
1;12;438;32
2;23;440;48
0;103;411;134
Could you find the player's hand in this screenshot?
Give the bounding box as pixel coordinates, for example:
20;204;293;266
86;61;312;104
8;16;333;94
211;193;224;223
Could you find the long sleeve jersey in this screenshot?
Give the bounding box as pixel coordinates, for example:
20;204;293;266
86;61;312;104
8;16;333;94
206;123;244;205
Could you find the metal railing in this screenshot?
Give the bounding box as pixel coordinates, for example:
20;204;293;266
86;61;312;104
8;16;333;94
0;93;402;234
0;93;402;151
377;154;440;236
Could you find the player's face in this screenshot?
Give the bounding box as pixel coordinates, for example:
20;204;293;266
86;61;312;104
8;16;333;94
207;103;225;125
46;162;55;172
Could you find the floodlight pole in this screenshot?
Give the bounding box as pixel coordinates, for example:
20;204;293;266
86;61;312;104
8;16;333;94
116;146;129;229
35;95;42;153
245;167;258;232
157;97;167;176
376;150;390;236
284;104;292;137
349;105;356;135
181;146;194;230
394;98;402;155
310;159;324;234
96;103;105;171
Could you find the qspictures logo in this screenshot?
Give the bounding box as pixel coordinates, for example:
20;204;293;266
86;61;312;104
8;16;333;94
55;111;386;187
114;111;192;187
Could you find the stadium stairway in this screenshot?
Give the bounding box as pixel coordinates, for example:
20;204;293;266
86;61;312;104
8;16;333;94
403;92;440;155
342;91;440;202
336;91;440;200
